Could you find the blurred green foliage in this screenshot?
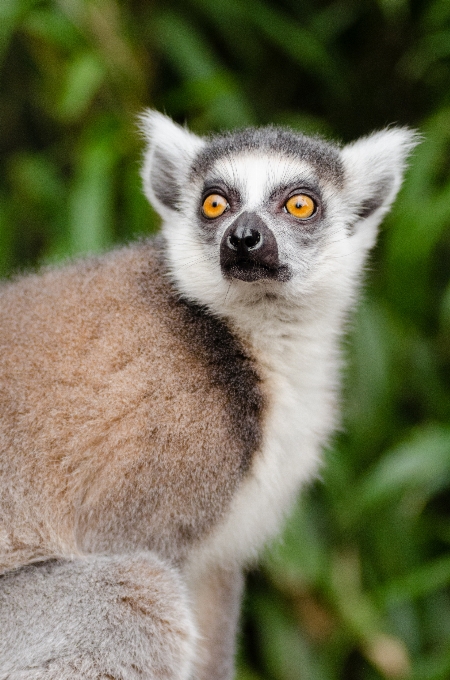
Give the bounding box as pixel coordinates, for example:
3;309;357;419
2;0;450;678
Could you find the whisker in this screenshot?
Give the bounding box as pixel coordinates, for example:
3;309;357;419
224;282;232;304
328;247;364;259
176;255;216;270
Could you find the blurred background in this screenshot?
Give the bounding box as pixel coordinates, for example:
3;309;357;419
2;0;450;678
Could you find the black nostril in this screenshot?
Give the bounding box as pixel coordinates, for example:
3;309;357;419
228;227;262;252
243;230;261;249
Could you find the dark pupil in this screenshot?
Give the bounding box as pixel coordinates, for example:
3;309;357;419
296;200;304;208
212;201;218;207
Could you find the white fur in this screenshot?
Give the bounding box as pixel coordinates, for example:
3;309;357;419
141;112;418;577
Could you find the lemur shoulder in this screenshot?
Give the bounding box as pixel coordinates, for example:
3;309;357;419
0;113;417;680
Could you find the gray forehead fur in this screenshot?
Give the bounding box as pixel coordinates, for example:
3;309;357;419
190;126;344;186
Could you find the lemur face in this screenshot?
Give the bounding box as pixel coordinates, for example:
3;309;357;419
192;146;343;285
141;112;417;312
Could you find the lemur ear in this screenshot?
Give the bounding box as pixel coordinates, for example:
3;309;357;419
140;110;204;216
341;128;420;230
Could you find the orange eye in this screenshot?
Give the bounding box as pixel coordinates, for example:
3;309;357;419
285;194;316;219
202;194;228;219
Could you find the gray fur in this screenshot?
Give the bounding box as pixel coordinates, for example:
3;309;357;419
188;566;244;680
191;126;344;187
150;150;182;211
0;554;195;680
1;112;418;679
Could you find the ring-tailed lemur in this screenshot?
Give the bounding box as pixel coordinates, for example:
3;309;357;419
0;112;417;679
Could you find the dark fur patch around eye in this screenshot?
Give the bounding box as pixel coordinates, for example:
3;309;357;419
150;150;181;210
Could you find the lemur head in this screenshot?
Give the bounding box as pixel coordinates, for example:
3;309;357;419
141;111;417;319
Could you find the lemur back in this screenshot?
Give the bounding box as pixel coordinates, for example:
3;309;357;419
0;113;417;680
0;241;263;573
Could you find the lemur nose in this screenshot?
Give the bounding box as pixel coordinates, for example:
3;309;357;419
228;226;262;253
220;211;291;282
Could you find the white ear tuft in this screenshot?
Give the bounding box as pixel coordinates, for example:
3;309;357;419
139;110;205;217
341;127;420;227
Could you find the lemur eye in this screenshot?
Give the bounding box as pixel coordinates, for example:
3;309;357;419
285;194;316;219
202;194;228;219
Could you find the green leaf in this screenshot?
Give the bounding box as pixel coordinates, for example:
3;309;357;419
153;11;219;81
242;0;346;96
22;6;81;50
0;0;38;62
264;495;330;590
68;120;120;255
57;52;106;121
251;591;328;680
379;554;450;605
342;426;450;521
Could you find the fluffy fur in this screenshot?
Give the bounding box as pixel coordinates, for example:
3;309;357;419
0;112;417;679
0;553;195;679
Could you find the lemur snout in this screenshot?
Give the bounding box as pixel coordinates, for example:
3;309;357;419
220;212;290;282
